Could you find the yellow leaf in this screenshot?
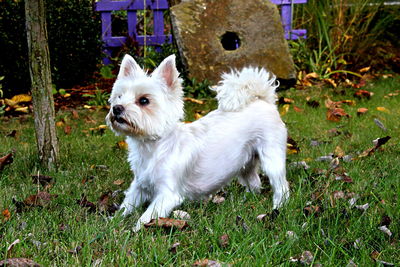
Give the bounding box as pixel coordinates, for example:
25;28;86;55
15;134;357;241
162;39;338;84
305;72;319;79
287;143;299;154
84;105;92;109
116;140;128;150
359;66;371;73
63;93;71;98
280;104;290;116
194;113;203;120
56;121;64;127
14;107;29;113
334;146;345;158
376;107;390;113
10;94;32;104
183;97;204;105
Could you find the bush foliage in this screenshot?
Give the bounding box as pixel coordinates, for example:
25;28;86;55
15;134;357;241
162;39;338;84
0;0;102;97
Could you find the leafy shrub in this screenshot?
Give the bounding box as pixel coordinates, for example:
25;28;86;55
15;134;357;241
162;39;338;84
291;0;400;76
0;0;102;97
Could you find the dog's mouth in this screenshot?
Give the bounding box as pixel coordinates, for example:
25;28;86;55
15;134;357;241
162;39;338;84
110;115;127;125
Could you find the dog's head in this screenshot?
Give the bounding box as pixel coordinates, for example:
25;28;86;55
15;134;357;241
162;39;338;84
106;54;183;139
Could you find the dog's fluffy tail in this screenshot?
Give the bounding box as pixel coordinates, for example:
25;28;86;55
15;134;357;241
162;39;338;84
214;67;278;111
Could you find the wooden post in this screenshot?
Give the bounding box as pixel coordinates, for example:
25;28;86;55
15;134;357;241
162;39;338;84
25;0;59;169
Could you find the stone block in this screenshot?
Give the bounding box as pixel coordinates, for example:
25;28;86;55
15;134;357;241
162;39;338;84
170;0;296;85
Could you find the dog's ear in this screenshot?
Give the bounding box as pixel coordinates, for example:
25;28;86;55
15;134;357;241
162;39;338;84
118;54;144;79
152;54;180;89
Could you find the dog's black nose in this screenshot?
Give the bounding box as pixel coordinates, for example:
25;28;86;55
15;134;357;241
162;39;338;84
113;105;124;116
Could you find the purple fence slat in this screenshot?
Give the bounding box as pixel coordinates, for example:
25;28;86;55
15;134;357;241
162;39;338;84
270;0;307;40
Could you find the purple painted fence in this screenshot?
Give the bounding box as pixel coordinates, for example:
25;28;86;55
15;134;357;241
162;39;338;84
95;0;307;64
271;0;307;39
95;0;172;64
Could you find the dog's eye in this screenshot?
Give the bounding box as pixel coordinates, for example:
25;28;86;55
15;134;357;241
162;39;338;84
138;97;150;106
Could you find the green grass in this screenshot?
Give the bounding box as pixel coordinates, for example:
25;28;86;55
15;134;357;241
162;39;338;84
1;77;399;266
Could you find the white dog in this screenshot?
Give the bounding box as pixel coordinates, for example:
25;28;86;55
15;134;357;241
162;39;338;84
106;54;289;231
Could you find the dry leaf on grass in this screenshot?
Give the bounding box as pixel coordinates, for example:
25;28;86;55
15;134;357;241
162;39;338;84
327;107;350;122
144;217;189;230
354;89;374;99
113;179;125;186
116;140;128;150
2;209;11;222
71;110;79;119
303;205;322;217
358;136;391;158
218;234;229;248
24;192;58;207
0;152;13;171
357;107;368;115
64;125;72;135
0;257;40;267
376;107;390;113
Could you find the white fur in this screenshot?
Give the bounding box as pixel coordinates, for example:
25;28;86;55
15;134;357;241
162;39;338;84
106;54;289;231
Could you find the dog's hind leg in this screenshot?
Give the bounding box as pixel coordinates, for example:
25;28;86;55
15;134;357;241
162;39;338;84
238;155;261;193
257;137;289;209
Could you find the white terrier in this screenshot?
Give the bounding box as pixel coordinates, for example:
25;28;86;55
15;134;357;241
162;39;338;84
106;54;289;231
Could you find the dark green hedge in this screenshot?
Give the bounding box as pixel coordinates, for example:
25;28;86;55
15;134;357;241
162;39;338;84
0;0;102;97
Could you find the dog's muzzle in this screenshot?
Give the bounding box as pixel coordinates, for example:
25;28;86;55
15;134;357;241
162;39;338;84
111;105;127;124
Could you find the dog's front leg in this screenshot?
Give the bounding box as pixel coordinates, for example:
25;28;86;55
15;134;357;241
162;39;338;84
134;191;183;232
119;180;149;217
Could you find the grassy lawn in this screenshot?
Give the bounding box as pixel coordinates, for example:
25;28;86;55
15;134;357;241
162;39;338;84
1;76;399;266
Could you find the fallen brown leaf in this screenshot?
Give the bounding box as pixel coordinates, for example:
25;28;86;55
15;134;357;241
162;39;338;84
0;152;13;171
303;205;322;217
327;108;350;122
24;191;58;207
354;89;373;99
144;217;189;230
71;110;79;119
218;234;229;248
77;195;97;213
278;97;294;105
64;125;72;135
293;106;304;113
357;107;368;115
113;179;125;186
2;209;11;222
358;136;391;158
0;258;40;267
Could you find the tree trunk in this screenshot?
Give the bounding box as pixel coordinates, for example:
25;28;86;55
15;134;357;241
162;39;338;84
25;0;59;169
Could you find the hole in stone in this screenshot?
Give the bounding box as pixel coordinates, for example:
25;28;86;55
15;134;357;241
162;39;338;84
220;32;241;51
